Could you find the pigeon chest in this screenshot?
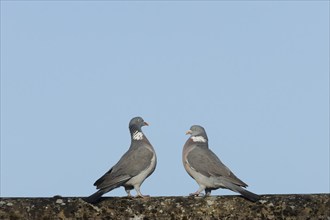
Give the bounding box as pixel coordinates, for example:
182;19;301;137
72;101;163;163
184;146;219;189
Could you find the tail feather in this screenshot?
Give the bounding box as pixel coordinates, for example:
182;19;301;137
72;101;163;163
85;190;105;204
235;187;260;202
86;179;127;204
220;179;260;202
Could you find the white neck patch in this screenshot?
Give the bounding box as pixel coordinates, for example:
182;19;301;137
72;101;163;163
133;131;144;140
191;136;207;143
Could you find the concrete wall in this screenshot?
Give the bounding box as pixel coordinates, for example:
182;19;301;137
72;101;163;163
0;194;329;219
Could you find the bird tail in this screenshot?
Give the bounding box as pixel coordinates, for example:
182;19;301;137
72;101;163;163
234;186;260;202
220;179;260;202
85;190;105;204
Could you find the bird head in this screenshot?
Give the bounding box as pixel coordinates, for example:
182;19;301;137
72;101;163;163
186;125;208;142
129;117;149;130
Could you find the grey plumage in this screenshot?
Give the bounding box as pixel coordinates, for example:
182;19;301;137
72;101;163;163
182;125;260;202
86;117;157;204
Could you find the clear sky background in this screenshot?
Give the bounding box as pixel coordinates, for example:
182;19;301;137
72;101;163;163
1;1;329;198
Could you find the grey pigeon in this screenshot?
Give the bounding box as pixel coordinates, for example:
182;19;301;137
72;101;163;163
182;125;260;202
86;117;157;203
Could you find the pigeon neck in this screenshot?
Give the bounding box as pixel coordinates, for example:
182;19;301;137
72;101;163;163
191;135;208;143
129;126;144;141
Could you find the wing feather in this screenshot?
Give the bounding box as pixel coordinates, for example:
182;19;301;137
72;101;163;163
187;147;248;187
94;146;154;190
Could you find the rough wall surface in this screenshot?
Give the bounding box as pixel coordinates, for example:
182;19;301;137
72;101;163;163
0;194;329;220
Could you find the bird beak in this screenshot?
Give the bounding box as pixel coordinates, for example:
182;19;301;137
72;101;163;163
144;122;149;126
185;130;192;135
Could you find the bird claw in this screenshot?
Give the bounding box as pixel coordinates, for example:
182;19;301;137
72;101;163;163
136;194;150;198
189;192;204;197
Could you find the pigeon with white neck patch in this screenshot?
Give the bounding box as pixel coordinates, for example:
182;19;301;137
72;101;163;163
182;125;260;202
86;117;157;203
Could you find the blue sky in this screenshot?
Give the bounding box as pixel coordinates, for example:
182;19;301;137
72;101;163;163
1;1;329;198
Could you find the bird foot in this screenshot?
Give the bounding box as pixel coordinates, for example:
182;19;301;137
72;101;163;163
136;194;150;198
189;192;204;197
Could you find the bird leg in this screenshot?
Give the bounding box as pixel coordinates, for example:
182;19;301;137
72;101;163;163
125;189;132;197
189;186;205;197
205;189;212;197
134;185;150;198
124;186;134;198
